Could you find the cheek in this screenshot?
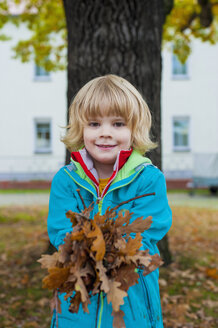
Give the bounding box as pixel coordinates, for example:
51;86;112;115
124;130;132;146
83;129;93;144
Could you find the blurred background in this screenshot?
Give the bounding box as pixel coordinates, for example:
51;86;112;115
0;1;218;328
0;1;218;194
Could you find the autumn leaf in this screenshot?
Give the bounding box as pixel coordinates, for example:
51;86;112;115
115;263;139;291
93;212;106;225
69;292;81;313
119;233;142;256
37;252;59;269
205;268;218;280
112;309;125;328
66;210;77;226
143;254;164;276
74;275;89;303
42;267;70;289
71;230;85;241
38;190;162;325
107;280;127;312
87;222;106;261
127;249;152;267
96;261;110;293
103;207;117;220
59;232;72;263
114;210;131;228
119;216;153;235
82;299;91;313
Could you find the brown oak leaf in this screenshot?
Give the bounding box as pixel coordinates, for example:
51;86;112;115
119;216;152;235
74;275;89;303
66;210;78;226
112;309;125;328
93;212;106;225
119;233;142;256
96;261;110;293
143;254;164;276
127;250;152;267
87;222;106;261
58;232;72;263
43;267;70;289
115;263;139;292
114;210;131;228
71;230;84;241
37;252;59;269
107;281;127;312
69;292;81;313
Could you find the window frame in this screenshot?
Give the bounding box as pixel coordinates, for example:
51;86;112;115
171;53;189;80
172;116;190;152
34;118;52;154
33;63;51;82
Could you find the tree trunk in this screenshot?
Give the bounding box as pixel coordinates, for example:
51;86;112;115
63;0;172;265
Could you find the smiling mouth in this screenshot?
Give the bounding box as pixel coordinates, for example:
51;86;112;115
96;144;117;148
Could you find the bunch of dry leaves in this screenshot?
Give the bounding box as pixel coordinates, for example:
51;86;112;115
38;193;163;327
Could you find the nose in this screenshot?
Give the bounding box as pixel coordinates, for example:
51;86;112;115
99;123;112;137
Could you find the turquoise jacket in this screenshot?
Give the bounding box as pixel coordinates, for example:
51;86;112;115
47;150;172;328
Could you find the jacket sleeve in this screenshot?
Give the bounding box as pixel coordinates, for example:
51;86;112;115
130;166;172;254
47;169;79;250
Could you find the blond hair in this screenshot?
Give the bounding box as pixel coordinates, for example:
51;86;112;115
61;74;157;154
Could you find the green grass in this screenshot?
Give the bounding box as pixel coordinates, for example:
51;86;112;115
167;188;210;195
0;189;50;194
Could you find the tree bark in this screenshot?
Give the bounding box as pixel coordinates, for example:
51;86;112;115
63;0;172;265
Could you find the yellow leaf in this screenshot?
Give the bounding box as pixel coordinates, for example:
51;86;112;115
87;222;105;261
42;267;70;290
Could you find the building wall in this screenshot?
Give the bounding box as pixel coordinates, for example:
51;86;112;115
162;40;218;179
0;23;66;180
0;23;218;182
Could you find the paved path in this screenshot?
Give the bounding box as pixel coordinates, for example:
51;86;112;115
0;192;49;206
168;193;218;210
0;192;218;209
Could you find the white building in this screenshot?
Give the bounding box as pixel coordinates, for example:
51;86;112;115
0;22;218;186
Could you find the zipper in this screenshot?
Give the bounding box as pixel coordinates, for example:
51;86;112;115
100;151;121;199
97;292;104;328
139;272;155;327
95;292;100;328
96;169;144;328
99;168;144;205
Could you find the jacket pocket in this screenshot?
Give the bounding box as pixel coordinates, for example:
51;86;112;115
139;272;156;328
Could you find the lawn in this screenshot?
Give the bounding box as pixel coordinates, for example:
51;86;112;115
0;205;217;328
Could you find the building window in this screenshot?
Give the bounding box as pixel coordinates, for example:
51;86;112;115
172;54;188;79
34;64;51;81
173;117;190;151
35;120;52;153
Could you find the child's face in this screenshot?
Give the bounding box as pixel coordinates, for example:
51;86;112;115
83;116;132;167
